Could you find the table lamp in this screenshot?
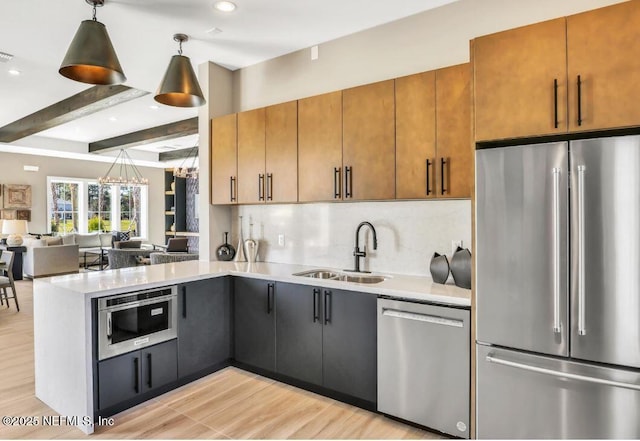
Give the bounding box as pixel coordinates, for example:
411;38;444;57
2;220;29;246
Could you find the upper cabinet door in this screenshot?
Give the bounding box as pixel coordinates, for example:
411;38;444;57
567;1;640;133
237;108;266;204
474;18;568;141
266;101;298;203
211;114;238;205
395;71;436;199
436;63;472;199
343;80;396;200
298;91;343;202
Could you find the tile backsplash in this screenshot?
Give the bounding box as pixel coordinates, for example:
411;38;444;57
229;200;471;277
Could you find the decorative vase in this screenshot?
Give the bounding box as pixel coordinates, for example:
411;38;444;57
216;232;236;261
429;252;449;284
170;181;175;192
233;216;247;262
450;246;472;289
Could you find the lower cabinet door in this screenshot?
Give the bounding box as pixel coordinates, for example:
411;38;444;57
142;340;177;393
275;282;323;385
98;351;141;410
234;278;276;371
322;288;377;403
178;277;232;379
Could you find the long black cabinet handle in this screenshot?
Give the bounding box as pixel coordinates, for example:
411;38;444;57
182;286;187;318
313;288;320;322
133;357;139;393
267;173;273;201
577;75;583;126
440;157;447;195
345;166;352;199
267;283;274;314
324;290;332;324
553;78;559;129
334;167;341;199
147;353;152;389
426;159;432;195
230;177;236;202
258;174;265;201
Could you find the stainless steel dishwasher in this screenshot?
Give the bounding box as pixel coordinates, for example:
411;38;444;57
377;298;470;438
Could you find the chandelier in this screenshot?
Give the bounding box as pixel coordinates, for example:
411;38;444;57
98;149;149;186
173;142;199;179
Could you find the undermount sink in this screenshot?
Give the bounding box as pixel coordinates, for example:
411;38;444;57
293;269;387;284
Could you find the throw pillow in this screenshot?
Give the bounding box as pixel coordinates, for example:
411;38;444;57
45;237;63;246
61;234;76;245
120;231;131;241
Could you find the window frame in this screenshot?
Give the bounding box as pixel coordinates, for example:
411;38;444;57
46;176;149;238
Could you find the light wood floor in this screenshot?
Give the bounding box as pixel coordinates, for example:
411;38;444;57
0;280;441;439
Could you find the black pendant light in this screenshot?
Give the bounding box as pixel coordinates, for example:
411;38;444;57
155;34;206;108
59;0;126;85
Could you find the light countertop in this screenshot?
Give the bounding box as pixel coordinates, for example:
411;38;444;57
36;261;471;307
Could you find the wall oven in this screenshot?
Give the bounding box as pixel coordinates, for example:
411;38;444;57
97;286;177;360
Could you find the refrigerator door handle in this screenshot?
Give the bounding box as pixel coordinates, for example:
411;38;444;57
577;165;587;336
486;355;640;392
552;167;562;334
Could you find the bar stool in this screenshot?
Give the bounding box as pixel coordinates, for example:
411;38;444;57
0;251;19;311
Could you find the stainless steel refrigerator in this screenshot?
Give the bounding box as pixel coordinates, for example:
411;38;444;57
476;135;640;439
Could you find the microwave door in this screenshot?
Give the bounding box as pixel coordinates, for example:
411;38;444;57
476;142;569;356
570;135;640;369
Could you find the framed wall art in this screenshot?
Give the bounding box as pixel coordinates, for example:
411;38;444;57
4;184;32;209
1;209;17;220
16;210;31;222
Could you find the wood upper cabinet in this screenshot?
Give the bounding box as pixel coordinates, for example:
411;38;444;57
474;18;568;141
567;1;640;132
298;91;343;202
395;71;436;199
237;108;266;204
211;114;238;205
436;63;472;198
265;101;298;203
343;80;395;200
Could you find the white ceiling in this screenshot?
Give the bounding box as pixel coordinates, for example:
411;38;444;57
0;0;458;163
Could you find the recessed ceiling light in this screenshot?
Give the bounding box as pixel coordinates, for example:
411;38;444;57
149;105;159;110
108;116;117;122
205;27;223;35
8;68;21;76
213;1;236;12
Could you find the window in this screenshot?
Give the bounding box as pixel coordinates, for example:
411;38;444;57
47;177;148;238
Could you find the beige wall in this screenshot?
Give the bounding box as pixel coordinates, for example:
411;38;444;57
233;0;626;111
0;151;165;244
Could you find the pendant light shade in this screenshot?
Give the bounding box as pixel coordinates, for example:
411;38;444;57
59;0;125;85
155;34;206;108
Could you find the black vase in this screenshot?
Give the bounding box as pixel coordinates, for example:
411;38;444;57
429;252;450;284
216;232;236;261
450;246;472;289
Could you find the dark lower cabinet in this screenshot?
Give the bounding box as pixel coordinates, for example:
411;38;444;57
275;282;323;385
274;283;377;404
234;277;276;371
98;339;177;410
322;288;377;403
178;277;231;379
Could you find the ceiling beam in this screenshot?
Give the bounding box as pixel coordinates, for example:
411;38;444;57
0;85;148;143
159;146;198;162
89;117;198;153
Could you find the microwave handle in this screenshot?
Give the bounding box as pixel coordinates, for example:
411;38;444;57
107;312;112;340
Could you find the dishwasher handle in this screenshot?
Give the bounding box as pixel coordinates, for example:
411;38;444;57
381;308;464;328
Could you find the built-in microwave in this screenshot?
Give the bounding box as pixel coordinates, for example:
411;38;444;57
97;286;177;360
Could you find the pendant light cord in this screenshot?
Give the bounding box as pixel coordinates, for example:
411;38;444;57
92;3;97;21
178;39;183;55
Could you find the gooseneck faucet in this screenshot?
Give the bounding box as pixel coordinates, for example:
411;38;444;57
351;221;378;273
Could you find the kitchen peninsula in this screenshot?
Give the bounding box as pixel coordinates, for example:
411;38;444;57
33;261;470;435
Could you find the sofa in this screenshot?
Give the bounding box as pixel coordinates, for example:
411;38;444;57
60;233;114;267
23;236;80;278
